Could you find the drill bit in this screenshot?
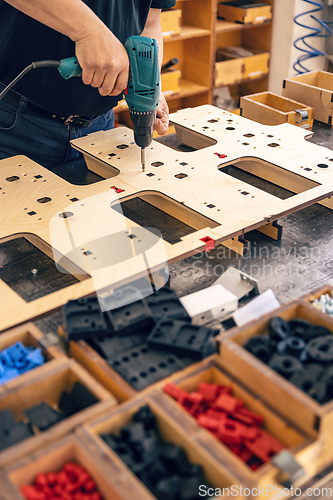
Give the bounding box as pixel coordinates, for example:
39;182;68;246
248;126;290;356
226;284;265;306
141;148;146;172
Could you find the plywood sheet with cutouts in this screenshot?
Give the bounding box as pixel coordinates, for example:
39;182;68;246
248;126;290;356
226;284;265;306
0;104;333;332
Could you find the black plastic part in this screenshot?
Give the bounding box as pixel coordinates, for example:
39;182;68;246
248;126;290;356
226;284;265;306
146;287;191;322
63;297;109;341
109;342;193;391
307;335;333;362
58;381;99;417
268;354;303;379
103;405;211;500
0;410;33;451
105;299;154;336
24;402;64;431
288;319;313;340
154;475;181;500
244;335;274;364
147;320;218;359
88;331;148;359
269;317;290;342
290;364;327;403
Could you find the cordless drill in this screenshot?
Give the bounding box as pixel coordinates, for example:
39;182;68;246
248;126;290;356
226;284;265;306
0;36;161;172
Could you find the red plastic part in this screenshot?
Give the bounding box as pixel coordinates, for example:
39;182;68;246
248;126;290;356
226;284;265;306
110;186;125;194
217;419;243;445
198;382;220;403
214;153;227;159
197;413;220;432
237;407;264;426
200;236;215;252
164;382;188;402
214;393;244;413
21;463;103;500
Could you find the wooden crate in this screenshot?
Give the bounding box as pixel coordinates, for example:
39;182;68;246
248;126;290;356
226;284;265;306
0;322;66;395
0;434;127;500
161;9;182;37
161;69;181;96
215;49;243;86
80;395;249;500
155;360;320;495
240;92;314;129
243;48;269;79
218;1;272;25
283;71;333;125
218;300;333;470
0;359;116;468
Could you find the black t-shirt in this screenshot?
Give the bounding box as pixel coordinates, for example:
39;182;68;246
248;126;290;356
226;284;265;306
0;0;175;116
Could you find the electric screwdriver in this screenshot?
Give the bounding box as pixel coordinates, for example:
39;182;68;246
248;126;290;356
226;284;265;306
0;36;161;172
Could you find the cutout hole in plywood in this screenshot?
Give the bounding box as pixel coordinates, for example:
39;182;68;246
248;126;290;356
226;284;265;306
244;133;255;138
317;163;329;168
175;173;188;179
117;144;129;149
151;161;164;167
208;119;218;123
111;195;218;245
6;176;20;182
218;158;320;200
268;143;280;148
37;197;52;204
226;127;235;131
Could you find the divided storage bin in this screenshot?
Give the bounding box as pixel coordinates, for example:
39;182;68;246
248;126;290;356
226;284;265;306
218;1;273;25
153;359;319;496
0;359;116;467
79;395;248;500
218;298;333;470
0;434;125;500
0;322;66;395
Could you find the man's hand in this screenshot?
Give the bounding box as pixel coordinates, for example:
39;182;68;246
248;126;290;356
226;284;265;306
75;24;129;97
154;93;169;136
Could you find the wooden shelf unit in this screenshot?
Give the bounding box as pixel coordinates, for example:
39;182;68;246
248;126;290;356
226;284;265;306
114;0;275;126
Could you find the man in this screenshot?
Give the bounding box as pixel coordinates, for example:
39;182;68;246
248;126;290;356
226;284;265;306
0;0;174;167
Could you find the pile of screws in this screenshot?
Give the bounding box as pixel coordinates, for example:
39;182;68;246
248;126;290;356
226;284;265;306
312;291;333;316
244;316;333;404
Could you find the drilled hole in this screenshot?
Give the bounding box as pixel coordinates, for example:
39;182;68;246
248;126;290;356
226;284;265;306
317;163;329;168
59;211;74;218
6;176;19;182
244;133;255;138
175;173;188;179
37;197;52;204
226;127;235;131
151;161;164;167
268;143;280;148
117;144;129;149
208;119;218;123
146;173;155;177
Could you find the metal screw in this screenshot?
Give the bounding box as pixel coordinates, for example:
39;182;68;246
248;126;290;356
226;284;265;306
31;269;38;276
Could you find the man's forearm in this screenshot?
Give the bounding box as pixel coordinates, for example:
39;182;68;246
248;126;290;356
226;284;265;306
141;9;164;68
3;0;103;42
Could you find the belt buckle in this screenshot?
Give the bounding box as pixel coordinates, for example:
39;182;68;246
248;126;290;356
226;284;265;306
64;114;80;126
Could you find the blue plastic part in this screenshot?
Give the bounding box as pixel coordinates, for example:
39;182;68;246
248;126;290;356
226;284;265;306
58;56;82;80
124;36;160;113
0;343;46;386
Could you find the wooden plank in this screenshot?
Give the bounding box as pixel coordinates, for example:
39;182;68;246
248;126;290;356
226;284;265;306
1;104;333;331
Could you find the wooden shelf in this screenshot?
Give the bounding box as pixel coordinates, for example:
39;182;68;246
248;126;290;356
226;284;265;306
216;18;272;33
168;78;209;100
164;24;211;41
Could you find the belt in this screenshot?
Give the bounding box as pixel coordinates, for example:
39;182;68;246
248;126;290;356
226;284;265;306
0;88;98;128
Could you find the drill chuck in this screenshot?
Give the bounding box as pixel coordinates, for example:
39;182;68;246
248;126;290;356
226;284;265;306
129;109;157;149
